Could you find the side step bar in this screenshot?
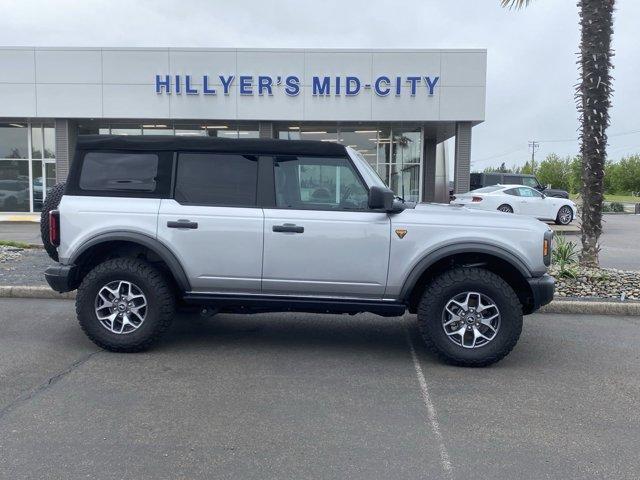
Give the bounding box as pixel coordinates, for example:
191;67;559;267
182;293;407;317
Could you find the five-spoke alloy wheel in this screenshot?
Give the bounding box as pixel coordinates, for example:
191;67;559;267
95;280;148;334
442;292;500;349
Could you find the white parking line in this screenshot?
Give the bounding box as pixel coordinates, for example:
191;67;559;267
405;329;453;477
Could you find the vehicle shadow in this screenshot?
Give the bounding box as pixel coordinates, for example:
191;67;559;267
157;311;424;362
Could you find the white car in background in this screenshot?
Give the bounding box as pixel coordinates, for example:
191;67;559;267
451;184;577;225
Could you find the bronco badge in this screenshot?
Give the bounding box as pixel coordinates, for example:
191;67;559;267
395;229;408;239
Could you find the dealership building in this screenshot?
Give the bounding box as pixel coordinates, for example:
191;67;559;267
0;47;486;213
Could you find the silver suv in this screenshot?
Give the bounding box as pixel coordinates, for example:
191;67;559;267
43;135;554;366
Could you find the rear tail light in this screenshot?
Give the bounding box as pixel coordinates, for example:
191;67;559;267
49;210;60;247
471;196;483;202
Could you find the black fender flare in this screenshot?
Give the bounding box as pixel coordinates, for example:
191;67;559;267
69;231;191;292
399;242;535;302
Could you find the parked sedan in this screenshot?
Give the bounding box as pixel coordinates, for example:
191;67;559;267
451;185;577;225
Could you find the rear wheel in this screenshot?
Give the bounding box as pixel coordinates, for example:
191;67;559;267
416;268;523;367
76;258;175;352
555;205;573;225
40;182;66;261
497;204;513;213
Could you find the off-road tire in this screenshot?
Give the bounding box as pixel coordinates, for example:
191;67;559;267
416;267;522;367
76;258;175;352
40;182;66;261
497;204;513;213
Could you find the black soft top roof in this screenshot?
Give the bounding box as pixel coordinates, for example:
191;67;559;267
76;135;347;156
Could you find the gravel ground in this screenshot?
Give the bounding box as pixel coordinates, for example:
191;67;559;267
0;246;53;286
551;264;640;300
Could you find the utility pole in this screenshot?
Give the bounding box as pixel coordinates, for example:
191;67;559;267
528;140;539;174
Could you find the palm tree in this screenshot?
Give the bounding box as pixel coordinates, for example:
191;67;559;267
501;0;615;266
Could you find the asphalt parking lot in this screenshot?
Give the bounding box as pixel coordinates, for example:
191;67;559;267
1;298;639;479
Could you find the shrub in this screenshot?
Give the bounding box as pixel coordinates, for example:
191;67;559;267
552;234;579;278
603;202;624;213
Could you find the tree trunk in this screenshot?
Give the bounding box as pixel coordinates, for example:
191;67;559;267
577;0;615;266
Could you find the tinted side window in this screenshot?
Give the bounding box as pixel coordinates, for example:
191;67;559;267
518;187;542;197
79;152;158;192
484;174;501;186
504;188;520;196
274;156;368;210
504;175;522;185
175;153;257;206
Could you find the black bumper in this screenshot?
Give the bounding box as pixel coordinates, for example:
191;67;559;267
527;274;555;312
44;264;78;293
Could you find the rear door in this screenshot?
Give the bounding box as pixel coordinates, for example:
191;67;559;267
261;155;391;299
157;152;263;294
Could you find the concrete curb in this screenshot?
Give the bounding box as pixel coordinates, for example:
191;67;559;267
1;285;640;316
0;286;75;300
539;300;640;316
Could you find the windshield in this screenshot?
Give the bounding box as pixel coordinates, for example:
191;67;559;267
346;146;387;190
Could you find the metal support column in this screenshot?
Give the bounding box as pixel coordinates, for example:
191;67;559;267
453;122;472;194
421;137;437;203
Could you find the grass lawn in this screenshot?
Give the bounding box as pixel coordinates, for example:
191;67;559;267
569;193;640;203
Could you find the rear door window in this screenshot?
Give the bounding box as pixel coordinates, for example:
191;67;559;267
504;175;523;185
79;152;159;192
484;174;501;186
174;153;258;206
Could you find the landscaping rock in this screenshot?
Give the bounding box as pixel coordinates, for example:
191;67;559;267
549;264;640;300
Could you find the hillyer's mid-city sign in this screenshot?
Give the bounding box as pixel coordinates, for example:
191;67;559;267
155;74;440;98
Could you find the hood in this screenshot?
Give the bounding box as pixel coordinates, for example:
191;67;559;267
401;202;550;232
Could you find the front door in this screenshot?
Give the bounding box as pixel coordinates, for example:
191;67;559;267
157;152;263;293
262;155;391;299
517;186;546;217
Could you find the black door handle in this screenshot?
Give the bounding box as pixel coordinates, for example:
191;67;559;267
167;219;198;229
273;224;304;233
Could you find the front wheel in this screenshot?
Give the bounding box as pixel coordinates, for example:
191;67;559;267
416;268;523;367
76;258;175;352
497;204;513;213
555;205;573;225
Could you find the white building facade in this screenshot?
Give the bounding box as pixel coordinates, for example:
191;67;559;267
0;47;486;213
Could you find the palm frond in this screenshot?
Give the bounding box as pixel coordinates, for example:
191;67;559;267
500;0;532;9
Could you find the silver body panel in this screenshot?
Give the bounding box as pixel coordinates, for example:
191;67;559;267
58;151;550;302
157;200;263;293
262;209;390;298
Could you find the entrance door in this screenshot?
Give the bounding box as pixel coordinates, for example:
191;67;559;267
262;155;391;299
157;152;263;293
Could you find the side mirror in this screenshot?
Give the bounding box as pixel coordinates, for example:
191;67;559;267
368;186;395;211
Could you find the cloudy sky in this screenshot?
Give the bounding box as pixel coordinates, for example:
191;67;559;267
2;0;639;171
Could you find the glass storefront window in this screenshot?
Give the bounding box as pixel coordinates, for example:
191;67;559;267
32;160;43;212
0;160;30;212
32;123;44;159
0;123;28;159
278;125;301;140
142;124;172;135
237;123;259;138
111;124;142;135
300;126;338;143
338;127;378;168
43;125;55;158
